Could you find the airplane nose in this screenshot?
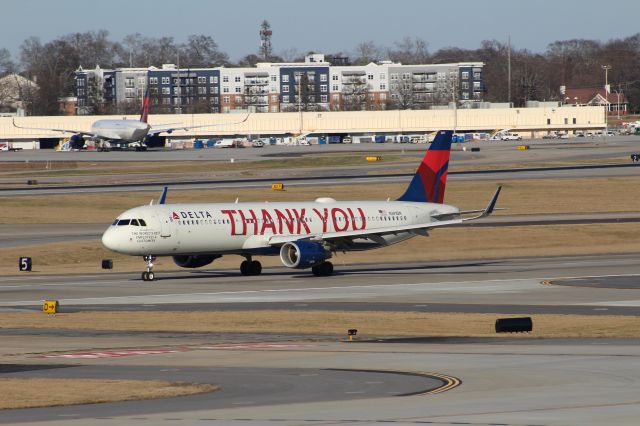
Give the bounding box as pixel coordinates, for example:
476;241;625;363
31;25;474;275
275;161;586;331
101;228;119;251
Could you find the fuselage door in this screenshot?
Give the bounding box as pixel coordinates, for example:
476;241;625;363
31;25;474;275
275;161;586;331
157;211;172;238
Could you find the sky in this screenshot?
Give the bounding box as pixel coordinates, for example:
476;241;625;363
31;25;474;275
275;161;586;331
2;0;640;63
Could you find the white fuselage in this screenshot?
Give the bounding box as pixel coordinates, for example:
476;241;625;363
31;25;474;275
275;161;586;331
91;120;150;142
101;199;459;257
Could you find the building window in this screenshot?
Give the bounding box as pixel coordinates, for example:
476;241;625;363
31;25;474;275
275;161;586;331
390;73;399;80
197;76;206;84
402;73;411;80
271;95;278;102
332;74;339;81
149;77;158;84
332;84;339;91
308;95;315;102
271;106;278;112
77;79;85;86
223;106;230;113
320;84;327;92
380;83;386;90
282;85;289;93
161;76;170;84
320;74;327;82
210;76;217;84
212;97;219;103
223;75;229;82
138;77;146;85
462;92;469;100
473;81;481;89
380;73;386;80
462;82;469;89
573;117;577;124
197;86;206;94
282;75;289;83
234;76;241;82
332;94;339;101
283;95;289;103
461;71;469;79
271;75;277;82
473;72;481;80
161;87;171;95
77;88;84;96
223;86;229;93
320;94;327;102
223;96;230;103
380;93;386;101
367;74;374;80
235;96;242;103
211;86;218;94
162;98;171;105
235;86;241;93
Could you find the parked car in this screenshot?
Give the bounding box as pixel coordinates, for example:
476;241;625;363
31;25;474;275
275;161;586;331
251;139;264;148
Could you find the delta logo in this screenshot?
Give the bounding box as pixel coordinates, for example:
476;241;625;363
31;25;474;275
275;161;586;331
171;211;213;221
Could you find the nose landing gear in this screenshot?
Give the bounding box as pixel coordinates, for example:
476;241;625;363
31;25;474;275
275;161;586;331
142;255;156;281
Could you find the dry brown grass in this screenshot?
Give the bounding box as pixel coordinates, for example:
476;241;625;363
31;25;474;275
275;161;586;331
3;176;640;225
2;222;639;276
0;311;638;338
0;378;216;410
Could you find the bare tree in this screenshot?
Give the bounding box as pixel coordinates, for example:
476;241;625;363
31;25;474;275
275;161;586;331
181;35;229;67
387;37;430;64
352;41;382;65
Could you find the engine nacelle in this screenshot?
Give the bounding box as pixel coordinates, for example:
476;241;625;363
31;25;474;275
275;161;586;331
280;241;330;269
69;134;85;150
172;254;220;268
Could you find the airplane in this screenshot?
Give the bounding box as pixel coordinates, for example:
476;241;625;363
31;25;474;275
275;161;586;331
12;91;249;150
101;130;502;281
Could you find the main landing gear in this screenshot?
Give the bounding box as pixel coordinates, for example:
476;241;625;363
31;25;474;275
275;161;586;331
141;255;156;281
311;261;334;277
240;256;262;276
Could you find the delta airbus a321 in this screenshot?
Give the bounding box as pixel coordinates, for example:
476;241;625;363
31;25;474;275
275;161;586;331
102;130;501;281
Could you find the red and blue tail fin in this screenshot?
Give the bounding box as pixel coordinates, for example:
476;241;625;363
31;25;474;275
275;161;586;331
139;87;150;123
397;130;453;203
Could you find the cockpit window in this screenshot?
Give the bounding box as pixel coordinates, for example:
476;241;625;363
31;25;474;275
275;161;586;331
130;219;139;226
112;219;119;226
117;219;130;226
139;219;147;226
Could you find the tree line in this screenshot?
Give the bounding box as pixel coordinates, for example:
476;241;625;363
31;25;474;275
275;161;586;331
1;30;639;115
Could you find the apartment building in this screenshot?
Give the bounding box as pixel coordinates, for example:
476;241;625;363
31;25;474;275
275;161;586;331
74;54;484;115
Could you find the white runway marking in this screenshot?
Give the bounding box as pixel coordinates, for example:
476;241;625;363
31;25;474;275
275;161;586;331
1;278;544;306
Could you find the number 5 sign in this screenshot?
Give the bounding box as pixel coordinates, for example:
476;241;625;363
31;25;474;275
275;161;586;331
19;257;32;272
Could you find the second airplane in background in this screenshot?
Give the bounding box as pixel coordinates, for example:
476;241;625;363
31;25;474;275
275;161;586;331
13;91;248;149
102;130;501;280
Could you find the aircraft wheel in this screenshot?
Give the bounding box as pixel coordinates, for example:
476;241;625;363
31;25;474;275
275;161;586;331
147;271;155;281
312;261;333;277
240;260;250;276
249;260;262;276
142;271;148;281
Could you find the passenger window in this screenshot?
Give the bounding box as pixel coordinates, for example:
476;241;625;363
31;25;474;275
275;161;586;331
118;219;130;226
131;219;139;226
139;219;147;226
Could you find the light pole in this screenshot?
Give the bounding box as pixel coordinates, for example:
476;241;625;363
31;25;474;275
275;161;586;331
602;65;611;134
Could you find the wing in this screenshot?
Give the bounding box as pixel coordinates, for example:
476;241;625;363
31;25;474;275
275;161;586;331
12;119;100;138
148;114;250;136
268;186;502;247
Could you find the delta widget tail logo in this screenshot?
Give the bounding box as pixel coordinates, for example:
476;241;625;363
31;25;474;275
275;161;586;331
397;130;453;204
139;88;150;123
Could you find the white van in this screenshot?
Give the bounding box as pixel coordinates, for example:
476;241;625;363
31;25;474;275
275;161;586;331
501;133;522;141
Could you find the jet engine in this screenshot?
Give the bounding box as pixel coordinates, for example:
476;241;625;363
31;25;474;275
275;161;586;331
69;134;85;150
279;241;331;269
172;254;220;268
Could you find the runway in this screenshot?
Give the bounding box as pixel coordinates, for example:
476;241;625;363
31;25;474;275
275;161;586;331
3;139;640;424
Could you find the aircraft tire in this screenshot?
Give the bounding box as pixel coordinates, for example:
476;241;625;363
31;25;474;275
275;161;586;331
147;271;155;281
249;260;262;276
142;272;148;281
240;260;250;276
312;261;333;277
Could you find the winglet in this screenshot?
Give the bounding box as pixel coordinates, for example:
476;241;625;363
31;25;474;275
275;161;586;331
159;186;168;205
461;186;502;222
481;185;502;218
